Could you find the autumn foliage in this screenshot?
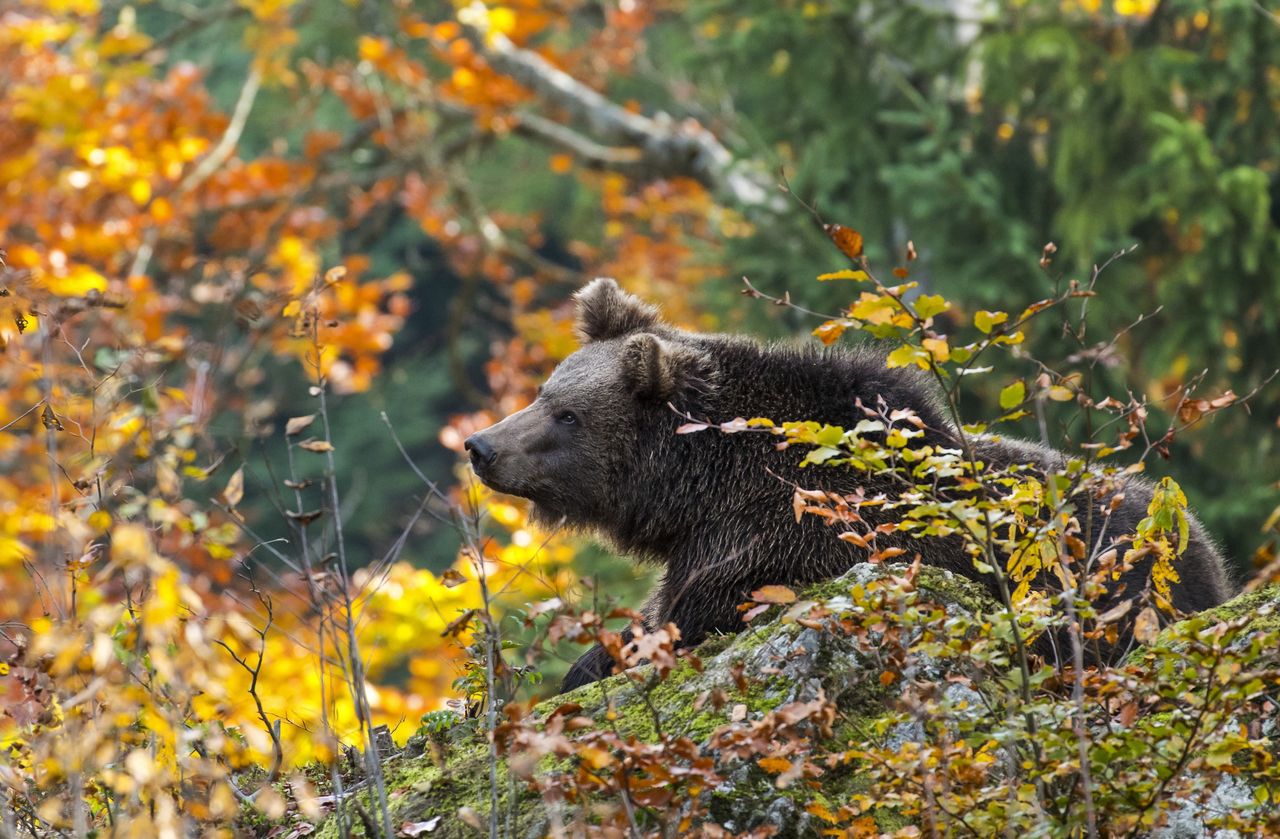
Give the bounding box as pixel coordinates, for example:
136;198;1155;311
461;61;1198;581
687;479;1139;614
2;0;1279;836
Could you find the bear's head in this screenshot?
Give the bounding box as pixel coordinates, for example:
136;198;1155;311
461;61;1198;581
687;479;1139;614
465;278;715;526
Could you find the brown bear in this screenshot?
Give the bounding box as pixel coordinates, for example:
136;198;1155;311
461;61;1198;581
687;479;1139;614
465;278;1233;692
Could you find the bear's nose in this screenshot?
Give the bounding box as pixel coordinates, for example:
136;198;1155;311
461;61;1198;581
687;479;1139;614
464;434;497;468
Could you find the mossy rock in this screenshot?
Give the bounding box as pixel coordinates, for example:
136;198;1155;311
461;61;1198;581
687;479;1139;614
304;563;992;838
302;570;1280;838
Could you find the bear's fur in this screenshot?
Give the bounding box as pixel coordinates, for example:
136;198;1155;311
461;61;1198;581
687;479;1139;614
465;278;1234;692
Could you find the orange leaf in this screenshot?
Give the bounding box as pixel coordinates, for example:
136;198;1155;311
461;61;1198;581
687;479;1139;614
752;585;797;604
758;757;792;774
813;320;846;346
806;802;839;823
823;223;863;259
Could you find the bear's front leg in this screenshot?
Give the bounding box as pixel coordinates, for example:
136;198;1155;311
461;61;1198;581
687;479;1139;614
560;642;617;692
559;585;669;692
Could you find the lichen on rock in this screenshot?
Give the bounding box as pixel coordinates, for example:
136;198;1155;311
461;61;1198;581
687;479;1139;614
299;565;1280;838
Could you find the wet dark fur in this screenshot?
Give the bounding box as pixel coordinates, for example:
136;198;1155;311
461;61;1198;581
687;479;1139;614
465;279;1234;692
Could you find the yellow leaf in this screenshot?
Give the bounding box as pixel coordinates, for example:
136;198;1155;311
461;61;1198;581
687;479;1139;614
129;178;151;206
817;269;870;282
886;345;923;369
974;310;1008;334
111;523;153;567
298;439;334;453
914;294;949;319
922;336;949;362
0;536;32;568
45;264;107;297
357;35;387;62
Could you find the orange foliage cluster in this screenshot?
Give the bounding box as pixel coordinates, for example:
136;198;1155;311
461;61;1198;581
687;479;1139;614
0;0;728;831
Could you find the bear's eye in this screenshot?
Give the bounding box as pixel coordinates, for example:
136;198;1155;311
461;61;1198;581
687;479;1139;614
556;410;579;426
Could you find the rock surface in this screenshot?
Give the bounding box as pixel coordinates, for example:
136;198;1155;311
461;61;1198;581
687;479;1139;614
300;567;1279;838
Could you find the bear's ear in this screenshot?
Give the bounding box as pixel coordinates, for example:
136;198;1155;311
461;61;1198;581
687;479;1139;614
621;333;715;402
574;277;661;343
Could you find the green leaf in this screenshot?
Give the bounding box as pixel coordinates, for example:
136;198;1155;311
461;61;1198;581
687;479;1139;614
999;381;1025;410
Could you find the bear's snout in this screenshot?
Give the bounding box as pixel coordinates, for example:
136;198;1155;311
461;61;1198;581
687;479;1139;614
464;434;498;470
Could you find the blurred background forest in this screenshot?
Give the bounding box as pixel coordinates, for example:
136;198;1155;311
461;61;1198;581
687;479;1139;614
2;0;1280;824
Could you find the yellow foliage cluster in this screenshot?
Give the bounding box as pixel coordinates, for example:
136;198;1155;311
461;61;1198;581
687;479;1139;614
0;5;586;832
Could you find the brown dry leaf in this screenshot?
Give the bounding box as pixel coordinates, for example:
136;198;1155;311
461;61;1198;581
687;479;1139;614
869;547;907;563
221;465;245;508
838;530;870;548
823;223;864;259
439;568;465;587
399;816;442;836
456;807;482;830
286;414;317;436
298;439;334;453
40;405;63;431
255;787;287;819
1133;606;1161;645
1040;241;1058;269
442;609;477;639
286;509;324;526
1096;598;1133;625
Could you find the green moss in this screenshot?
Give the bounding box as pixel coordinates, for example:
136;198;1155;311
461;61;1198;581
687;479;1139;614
915;566;999;616
303;562;1002;837
1192;584;1280;630
695;632;739;658
1132;583;1280;662
310;735;532;839
801;577;858;602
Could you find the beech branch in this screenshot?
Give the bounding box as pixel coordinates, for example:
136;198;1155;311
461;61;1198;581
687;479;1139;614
466;26;779;210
